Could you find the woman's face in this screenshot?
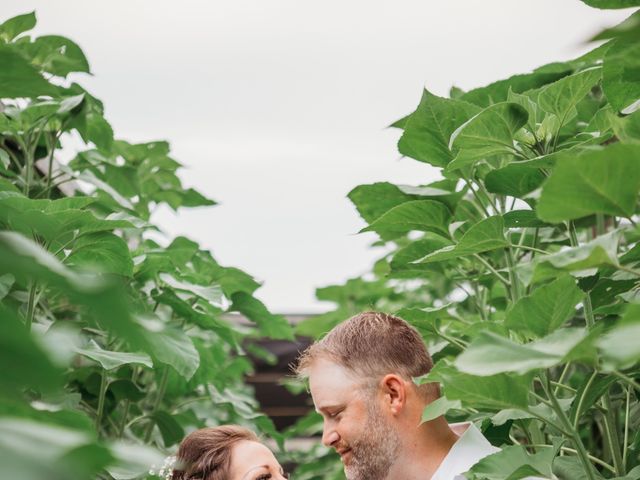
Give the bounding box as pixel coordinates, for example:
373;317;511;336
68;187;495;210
229;440;288;480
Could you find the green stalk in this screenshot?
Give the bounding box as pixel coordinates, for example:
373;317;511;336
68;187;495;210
601;392;624;476
504;248;521;302
573;370;598;430
95;370;109;435
554;362;572;397
613;371;640;393
473;254;510;286
117;368;140;438
144;366;169;442
25;282;37;331
542;374;599;480
623;385;631;469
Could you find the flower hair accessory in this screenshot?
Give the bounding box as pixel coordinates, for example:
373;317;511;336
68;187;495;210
149;455;177;480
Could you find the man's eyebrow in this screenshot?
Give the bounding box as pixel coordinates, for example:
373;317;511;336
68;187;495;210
316;403;343;414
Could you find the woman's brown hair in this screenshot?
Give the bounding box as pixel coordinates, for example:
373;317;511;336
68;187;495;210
172;425;259;480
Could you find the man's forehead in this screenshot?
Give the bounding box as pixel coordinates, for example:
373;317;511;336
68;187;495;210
308;358;366;402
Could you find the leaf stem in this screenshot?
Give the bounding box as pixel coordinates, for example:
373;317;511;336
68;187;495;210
504;248;521;301
613;371;640;392
473;254;510;286
95;370;109;435
25;282;37;332
511;244;548;256
601;392;624;476
541;373;598;480
144;366;170;442
573;370;598;429
623;385;631;469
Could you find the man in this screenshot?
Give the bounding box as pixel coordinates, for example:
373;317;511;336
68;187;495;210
294;311;501;480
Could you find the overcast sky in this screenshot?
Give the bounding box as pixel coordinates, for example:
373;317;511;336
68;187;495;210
3;1;632;313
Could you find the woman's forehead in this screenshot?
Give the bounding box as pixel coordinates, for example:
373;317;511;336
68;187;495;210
231;440;279;478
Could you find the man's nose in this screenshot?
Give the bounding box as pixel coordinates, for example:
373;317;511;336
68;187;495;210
322;425;339;447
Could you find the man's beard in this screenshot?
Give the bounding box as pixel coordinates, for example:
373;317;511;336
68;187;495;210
342;403;400;480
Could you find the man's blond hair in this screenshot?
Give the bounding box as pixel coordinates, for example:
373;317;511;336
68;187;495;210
295;311;438;399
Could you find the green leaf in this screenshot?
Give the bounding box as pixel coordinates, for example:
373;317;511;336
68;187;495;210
505;275;584;337
361;200;452;238
610;108;640;143
538;67;602;127
149;411;184;447
66;232;134;277
420;396;461;423
76;340;152;371
485;165;545;199
0;273;14;300
426;362;531;410
569;373;617;425
0;44;58;97
0;417;107;480
0;305;63;394
502;210;548;228
447;103;528;171
520;231;620;286
591;9;640;43
0;230;85;287
178;187;216;207
597;304;640;370
603;38;640;112
455;328;590;376
23;35;91;76
391;235;452;269
413;216;508;264
159;273;226;308
230;292;294;340
580;0;640;8
460;63;573;107
398;89;480;167
107;441;164;480
0;11;36;42
537;144;640;222
466;444;556;480
142;322;200;380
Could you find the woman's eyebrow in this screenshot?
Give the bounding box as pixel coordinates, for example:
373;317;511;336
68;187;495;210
240;465;268;480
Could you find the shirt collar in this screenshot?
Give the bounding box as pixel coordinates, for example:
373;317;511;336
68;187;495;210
431;422;500;480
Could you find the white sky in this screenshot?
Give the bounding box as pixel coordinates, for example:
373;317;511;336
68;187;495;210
3;1;632;313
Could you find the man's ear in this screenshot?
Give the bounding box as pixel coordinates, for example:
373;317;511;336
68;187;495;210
380;374;406;415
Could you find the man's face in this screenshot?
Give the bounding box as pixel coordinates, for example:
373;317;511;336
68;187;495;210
308;358;400;480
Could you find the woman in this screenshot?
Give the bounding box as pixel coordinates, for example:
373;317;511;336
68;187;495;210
170;425;289;480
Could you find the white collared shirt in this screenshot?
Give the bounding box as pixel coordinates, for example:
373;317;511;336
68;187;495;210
430;422;552;480
431;422;499;480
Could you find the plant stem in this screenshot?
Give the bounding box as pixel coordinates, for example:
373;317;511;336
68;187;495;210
623;385;631;469
541;373;598;480
583;294;596;329
573;370;598;429
144;366;169;442
504;248;521;301
523;444;616;473
25;282;37;331
601;392;624;476
118;368;140;438
511;244;548;256
95;370;109;435
464;179;491;218
473;254;510;286
612;371;640;392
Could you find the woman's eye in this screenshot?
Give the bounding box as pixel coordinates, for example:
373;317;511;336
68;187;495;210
256;474;272;480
